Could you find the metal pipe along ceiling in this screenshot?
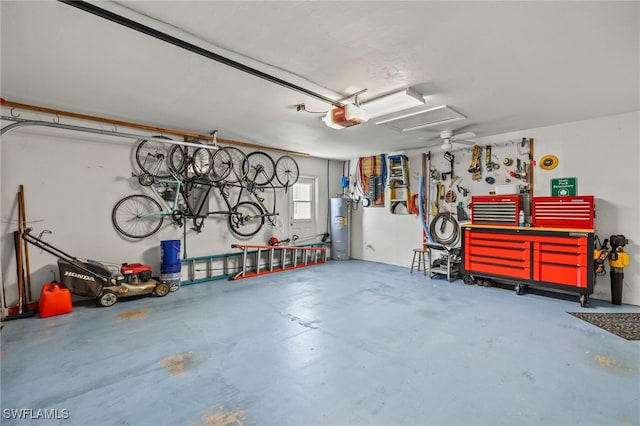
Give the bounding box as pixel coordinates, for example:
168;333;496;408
0;117;218;151
0;116;310;156
58;0;341;107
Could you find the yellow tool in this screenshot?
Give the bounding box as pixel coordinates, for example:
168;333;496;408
540;155;559;170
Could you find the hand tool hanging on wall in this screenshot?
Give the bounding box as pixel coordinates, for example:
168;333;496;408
468;145;482;180
485;145;496;171
422;153;429;218
456;202;470;221
528;138;534;207
441;151;455;181
444;190;457;203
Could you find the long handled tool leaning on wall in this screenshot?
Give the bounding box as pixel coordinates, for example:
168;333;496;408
4;185;37;320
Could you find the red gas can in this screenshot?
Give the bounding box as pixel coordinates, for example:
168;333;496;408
39;283;73;318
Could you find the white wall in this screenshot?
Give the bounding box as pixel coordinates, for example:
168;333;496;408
349;111;640;306
0;118;341;309
3;111;638;308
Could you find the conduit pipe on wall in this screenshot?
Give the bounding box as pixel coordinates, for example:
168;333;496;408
0;100;309;156
59;0;342;107
0;117;217;151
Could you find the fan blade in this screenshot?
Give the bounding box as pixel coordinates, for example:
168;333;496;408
454;131;476;140
425;141;444;148
455;139;476;146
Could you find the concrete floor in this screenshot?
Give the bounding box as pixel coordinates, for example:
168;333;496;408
1;259;639;426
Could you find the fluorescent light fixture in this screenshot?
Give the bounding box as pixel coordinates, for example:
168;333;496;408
361;88;425;119
376;105;466;133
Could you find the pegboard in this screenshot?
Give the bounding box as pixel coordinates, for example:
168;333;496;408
424;138;532;221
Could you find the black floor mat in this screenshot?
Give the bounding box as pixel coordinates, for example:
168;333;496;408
568;312;640;340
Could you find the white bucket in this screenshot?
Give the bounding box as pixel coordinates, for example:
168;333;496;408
160;272;182;292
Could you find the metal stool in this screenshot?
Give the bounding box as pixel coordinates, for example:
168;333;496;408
411;248;427;275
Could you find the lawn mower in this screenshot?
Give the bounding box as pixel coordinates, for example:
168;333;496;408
22;228;170;307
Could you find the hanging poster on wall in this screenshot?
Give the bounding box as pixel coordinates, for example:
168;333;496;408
551;177;577;196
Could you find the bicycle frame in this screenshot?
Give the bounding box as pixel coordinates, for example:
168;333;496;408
235;164;278;223
147;177;183;215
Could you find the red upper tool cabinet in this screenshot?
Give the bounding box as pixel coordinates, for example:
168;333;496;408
461;224;595;307
531;196;595;229
471;195;520;226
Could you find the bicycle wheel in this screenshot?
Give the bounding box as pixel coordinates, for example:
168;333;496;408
211;147;248;183
135;137;177;178
112;194;164;238
191;147;214;177
275;155;300;188
169;145;188;176
208;148;232;182
243;151;275;186
228;201;264;237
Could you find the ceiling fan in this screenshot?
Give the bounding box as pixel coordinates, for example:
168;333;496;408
427;130;477;150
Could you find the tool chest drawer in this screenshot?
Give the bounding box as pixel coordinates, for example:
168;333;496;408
533;262;587;288
465;259;530;280
533;240;588;262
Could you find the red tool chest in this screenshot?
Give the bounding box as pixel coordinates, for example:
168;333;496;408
461;225;594;306
471;195;520;226
531;196;595;229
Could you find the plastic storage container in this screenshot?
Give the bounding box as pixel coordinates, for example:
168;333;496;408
160;272;182;292
39;283;72;318
160;240;181;266
160;262;182;274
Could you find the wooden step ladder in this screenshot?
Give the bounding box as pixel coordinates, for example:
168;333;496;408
388;154;411;214
231;243;327;280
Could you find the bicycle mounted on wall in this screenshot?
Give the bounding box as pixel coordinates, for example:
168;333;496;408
111;138;299;239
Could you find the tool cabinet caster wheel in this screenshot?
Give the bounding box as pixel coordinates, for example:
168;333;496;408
463;275;475;285
515;284;526;295
98;291;118;307
580;294;589;307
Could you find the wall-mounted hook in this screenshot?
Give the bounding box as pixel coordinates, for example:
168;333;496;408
210;130;218;146
52;114;60;124
10;107;20;118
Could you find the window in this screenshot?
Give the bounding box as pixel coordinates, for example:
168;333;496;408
292;181;312;220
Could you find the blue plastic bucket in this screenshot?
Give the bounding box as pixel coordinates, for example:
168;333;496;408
160;240;181;266
160;262;182;274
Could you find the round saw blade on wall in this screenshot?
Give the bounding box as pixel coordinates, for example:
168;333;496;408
540;155;559;170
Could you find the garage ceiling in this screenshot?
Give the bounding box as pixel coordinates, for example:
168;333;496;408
1;1;638;159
